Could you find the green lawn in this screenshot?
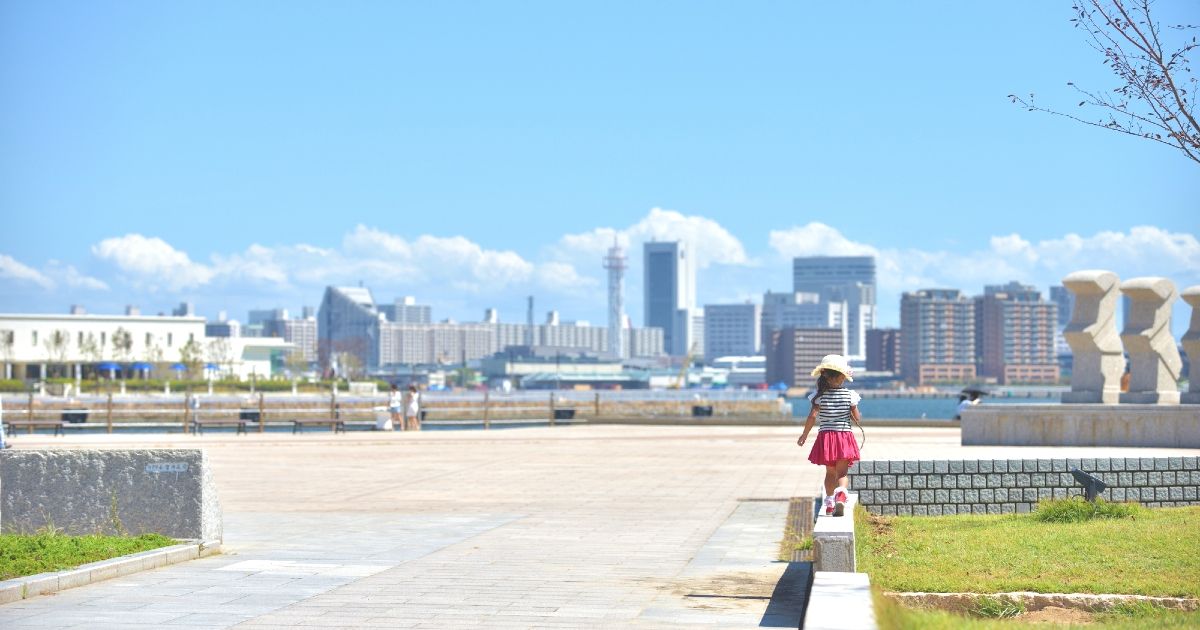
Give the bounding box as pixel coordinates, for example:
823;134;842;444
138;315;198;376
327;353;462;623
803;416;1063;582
856;503;1200;598
0;533;176;580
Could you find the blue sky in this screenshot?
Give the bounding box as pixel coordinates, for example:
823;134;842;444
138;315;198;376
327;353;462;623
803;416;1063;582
1;1;1197;335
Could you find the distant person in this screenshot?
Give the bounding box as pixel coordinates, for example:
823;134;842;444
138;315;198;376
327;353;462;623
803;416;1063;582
954;394;979;421
796;354;861;517
386;384;403;431
404;384;422;431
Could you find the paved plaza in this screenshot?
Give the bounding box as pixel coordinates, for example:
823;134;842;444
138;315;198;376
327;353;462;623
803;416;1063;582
1;424;1197;628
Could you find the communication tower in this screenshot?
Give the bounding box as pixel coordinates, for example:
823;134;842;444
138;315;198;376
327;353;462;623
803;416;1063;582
603;239;627;359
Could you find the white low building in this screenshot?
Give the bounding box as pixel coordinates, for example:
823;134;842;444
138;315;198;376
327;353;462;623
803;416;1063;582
0;312;291;381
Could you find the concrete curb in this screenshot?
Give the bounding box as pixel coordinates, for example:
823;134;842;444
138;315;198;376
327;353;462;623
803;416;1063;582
0;539;220;605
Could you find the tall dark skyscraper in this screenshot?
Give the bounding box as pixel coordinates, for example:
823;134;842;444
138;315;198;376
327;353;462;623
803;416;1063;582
644;241;695;356
792;256;876;361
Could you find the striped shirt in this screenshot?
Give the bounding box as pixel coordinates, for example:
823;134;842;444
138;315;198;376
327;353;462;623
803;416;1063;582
810;387;861;432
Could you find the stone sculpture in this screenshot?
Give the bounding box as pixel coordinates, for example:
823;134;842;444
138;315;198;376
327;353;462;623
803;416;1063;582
1061;270;1123;404
1119;277;1182;404
1182;285;1200;404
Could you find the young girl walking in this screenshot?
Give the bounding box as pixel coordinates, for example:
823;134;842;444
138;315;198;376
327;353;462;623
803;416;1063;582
797;354;862;516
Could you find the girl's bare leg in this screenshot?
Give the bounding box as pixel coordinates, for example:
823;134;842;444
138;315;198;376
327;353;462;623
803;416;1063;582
835;460;851;492
824;466;839;497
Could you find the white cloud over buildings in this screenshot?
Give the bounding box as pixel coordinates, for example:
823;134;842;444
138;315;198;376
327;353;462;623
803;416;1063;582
2;213;1195;331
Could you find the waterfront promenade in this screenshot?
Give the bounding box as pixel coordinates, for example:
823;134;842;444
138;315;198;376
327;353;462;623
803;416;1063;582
1;425;1197;628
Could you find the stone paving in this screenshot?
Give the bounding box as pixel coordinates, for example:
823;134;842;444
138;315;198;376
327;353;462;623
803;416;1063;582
1;425;1197;628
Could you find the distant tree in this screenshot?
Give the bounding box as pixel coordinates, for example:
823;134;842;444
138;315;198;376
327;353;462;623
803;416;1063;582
284;350;310;379
206;338;233;377
43;329;70;376
0;329;14;364
79;333;102;365
179;339;204;380
142;342;164;376
1010;0;1199;164
112;327;134;362
336;351;363;380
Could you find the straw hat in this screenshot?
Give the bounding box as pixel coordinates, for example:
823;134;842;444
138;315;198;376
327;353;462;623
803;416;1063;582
810;354;854;381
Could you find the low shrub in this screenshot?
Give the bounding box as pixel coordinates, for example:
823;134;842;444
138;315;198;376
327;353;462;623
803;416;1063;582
1033;497;1142;523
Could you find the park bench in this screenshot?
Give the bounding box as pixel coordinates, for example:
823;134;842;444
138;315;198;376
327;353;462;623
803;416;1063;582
3;419;66;436
191;417;250;435
292;418;346;434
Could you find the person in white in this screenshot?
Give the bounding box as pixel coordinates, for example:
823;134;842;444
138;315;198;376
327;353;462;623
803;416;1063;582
386;384;403;431
404;384;421;431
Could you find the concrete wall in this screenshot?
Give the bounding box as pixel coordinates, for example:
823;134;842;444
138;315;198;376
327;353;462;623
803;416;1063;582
961;405;1200;448
0;449;221;541
850;457;1199;516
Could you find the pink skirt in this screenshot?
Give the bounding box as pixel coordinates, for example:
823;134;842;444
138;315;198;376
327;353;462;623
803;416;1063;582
808;430;860;467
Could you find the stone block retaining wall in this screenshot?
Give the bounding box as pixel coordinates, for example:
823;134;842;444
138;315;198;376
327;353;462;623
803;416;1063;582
1;449;221;540
849;457;1199;516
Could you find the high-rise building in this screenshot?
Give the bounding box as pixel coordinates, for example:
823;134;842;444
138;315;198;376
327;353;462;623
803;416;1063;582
247;308;285;326
1048;285;1073;329
318;286;382;373
900;289;976;385
384;296;432;324
760;291;846;353
205;319;241;338
604;241;627;359
976;282;1059;384
703;303;761;363
172;302;195;317
644;241;695;356
765;327;845;388
792;256;876;361
262;311;318;362
865;328;901;373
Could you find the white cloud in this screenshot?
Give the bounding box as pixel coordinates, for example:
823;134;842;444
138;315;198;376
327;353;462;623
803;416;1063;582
768;223;880;259
628;208;749;267
45;261;109;291
91;234;214;291
412;235;534;289
768;223;1198;295
211;244;290;286
343;224;412;258
552;208;750;269
536;261;597;293
1031;226;1200;274
0;254;55;290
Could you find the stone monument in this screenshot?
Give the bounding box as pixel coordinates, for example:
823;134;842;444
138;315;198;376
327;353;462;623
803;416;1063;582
1182;285;1200;405
1119;277;1182;404
1061;270;1123;404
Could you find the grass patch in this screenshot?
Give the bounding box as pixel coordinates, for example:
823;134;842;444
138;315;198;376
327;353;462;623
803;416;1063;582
1033;497;1143;523
873;588;1200;629
0;532;176;580
974;595;1025;618
856;504;1200;598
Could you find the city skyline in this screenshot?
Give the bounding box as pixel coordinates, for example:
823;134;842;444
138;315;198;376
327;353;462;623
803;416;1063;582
1;2;1197;337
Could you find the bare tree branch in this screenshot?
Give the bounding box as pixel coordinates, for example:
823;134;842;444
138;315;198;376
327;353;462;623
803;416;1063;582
1013;0;1199;165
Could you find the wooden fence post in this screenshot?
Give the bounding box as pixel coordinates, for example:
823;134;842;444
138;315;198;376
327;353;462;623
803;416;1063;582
483;389;490;430
594;392;600;419
258;391;265;433
26;390;33;433
549;392;555;427
108;391;115;434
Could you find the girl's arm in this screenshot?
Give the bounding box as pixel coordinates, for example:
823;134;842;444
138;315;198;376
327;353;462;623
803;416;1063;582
797;404;818;445
850;405;862;424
